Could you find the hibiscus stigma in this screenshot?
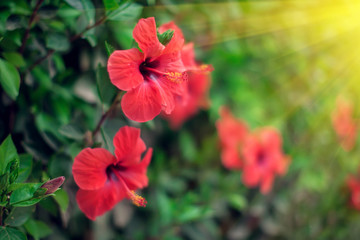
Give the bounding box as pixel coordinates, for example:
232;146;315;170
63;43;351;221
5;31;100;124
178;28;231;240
129;190;147;207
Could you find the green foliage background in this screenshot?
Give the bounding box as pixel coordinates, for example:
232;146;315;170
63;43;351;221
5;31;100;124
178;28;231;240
1;0;360;239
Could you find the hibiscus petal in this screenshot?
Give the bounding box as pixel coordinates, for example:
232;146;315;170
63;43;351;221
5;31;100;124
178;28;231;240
113;126;146;166
76;179;127;220
188;72;211;108
156;51;186;74
121;82;162;122
260;128;282;152
181;43;197;68
120;148;153;190
260;174;274;194
217;107;248;148
107;49;144;91
72;148;117;190
221;148;242;170
163;96;197;130
159;21;185;55
133;17;164;60
242;164;261;187
151;77;177;114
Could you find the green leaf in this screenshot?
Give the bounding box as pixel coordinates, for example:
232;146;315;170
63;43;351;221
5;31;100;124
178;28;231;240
12;198;46;207
16;154;32;183
100;128;114;154
0;173;9;190
9;183;43;206
46;33;70;52
83;32;97;47
0;58;20;100
48;154;72;179
179;131;196;162
24;220;52;240
64;0;95;25
177;207;205;223
58;124;84;140
103;0;119;11
52;189;69;213
2;52;25;68
0;227;27;240
105;41;115;57
96;64;117;105
0;135;18;175
157;30;174;46
7;160;19;184
4;206;35;227
228;194;247;210
107;3;143;21
0;11;10;34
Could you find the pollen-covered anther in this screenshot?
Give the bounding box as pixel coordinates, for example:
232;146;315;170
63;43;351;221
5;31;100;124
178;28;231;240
129;190;147;207
165;72;187;83
199;64;214;72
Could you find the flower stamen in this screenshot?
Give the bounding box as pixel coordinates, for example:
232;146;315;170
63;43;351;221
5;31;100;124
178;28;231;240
129;190;147;207
165;72;188;83
199;64;214;72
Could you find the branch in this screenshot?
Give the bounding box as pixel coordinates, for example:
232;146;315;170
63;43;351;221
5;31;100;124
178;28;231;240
26;15;107;72
92;92;124;138
70;16;107;42
19;0;45;54
28;49;55;72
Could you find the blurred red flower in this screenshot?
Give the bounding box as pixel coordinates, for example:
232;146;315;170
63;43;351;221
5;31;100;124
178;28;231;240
162;23;213;128
347;176;360;210
107;17;187;122
72;126;152;220
242;128;290;194
332;98;358;151
216;107;248;169
216;107;290;194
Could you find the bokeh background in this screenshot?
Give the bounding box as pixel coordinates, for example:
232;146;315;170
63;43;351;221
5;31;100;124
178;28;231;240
1;0;360;239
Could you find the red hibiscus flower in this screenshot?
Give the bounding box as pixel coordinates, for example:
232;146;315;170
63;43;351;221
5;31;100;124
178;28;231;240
332;97;358;151
242;128;290;194
107;17;187;122
164;39;213;129
216;107;290;194
216;107;248;169
347;175;360;210
72;126;152;220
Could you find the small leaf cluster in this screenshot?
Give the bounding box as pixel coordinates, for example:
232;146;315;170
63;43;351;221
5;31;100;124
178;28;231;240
0;136;64;240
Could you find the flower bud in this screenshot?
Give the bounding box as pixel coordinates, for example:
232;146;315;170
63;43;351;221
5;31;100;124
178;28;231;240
40;176;65;195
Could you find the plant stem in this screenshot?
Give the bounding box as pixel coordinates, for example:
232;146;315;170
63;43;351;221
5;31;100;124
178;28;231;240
19;0;45;54
92;92;124;138
28;49;55;71
70;16;107;42
0;206;3;226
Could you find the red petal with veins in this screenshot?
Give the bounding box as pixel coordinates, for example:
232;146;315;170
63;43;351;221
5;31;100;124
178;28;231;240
133;17;164;60
113;126;146;166
76;179;127;220
107;49;144;91
121;81;162;122
72;148;117;190
181;43;197;68
156;51;186;74
119;148;153;190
